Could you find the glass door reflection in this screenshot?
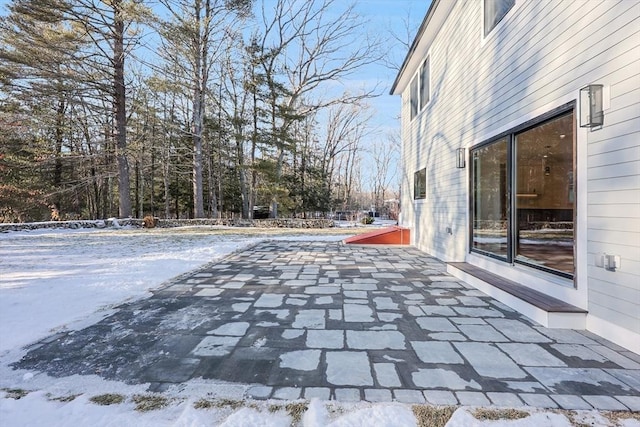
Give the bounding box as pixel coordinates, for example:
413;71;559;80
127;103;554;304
472;138;508;259
514;113;574;275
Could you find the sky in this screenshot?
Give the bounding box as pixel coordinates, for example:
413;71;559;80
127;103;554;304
347;1;428;189
352;1;428;125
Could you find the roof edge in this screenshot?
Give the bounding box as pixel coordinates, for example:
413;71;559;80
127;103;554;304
389;0;443;95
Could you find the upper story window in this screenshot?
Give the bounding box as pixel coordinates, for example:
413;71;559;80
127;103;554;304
484;0;515;36
410;75;419;120
410;56;430;121
419;57;430;110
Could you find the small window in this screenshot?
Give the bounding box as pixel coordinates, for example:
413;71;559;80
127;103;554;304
484;0;515;36
414;168;426;200
410;76;419;120
410;56;430;121
419;57;430;109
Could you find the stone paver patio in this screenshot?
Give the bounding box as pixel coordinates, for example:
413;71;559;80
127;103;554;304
14;241;640;410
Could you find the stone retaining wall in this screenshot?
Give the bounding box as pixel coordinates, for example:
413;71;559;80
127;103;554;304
155;218;334;228
0;218;334;232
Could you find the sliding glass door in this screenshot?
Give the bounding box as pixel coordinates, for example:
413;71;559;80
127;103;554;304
472;138;509;259
471;109;575;278
515;113;575;275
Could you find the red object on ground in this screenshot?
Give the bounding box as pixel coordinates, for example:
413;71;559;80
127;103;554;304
343;226;410;245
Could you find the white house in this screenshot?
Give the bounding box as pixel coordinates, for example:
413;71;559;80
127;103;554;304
391;0;639;353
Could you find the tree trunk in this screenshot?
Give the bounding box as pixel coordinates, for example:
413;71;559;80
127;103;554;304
269;90;279;219
191;0;206;218
249;69;258;219
53;96;65;209
163;157;170;219
192;137;204;215
113;0;131;218
150;134;156;217
192;91;204;217
236;132;249;219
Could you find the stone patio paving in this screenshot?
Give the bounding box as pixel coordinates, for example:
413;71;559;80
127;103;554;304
14;240;640;410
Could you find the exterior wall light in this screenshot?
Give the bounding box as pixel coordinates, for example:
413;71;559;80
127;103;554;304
456;147;466;169
580;84;604;128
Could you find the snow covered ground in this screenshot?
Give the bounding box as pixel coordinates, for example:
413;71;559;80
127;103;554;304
0;227;263;353
0;227;637;426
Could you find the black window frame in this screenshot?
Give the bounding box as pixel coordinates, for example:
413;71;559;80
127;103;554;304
469;102;577;280
414;168;426;200
484;0;515;37
419;57;430;110
410;75;419;120
410;55;430;121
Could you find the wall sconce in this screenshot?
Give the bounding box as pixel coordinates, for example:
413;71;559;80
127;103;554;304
456;148;466;169
580;84;604;128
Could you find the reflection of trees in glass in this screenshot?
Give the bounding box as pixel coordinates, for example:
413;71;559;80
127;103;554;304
414;168;426;200
473;139;507;222
471;111;575;275
472;139;507;256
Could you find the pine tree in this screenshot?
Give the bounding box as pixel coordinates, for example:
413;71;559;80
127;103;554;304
0;0;86;217
1;0;152;218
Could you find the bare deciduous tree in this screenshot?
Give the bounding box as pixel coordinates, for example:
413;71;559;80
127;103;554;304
255;0;382;217
157;0;251;217
319;101;371;212
368;132;399;216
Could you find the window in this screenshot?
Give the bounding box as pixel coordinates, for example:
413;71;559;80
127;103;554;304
410;76;419;120
484;0;515;36
472;138;508;257
514;113;575;275
410;56;430;120
471;109;575;278
414;168;426;200
419;57;430;110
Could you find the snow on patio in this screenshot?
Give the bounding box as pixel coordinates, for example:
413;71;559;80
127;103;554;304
0;227;637;426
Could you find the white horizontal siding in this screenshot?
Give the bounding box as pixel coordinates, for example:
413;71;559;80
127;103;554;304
421;0;639;143
588;188;640;205
588;298;640;335
588;217;640;234
587;235;640;258
587;227;640;244
586;237;640;262
398;0;640;348
473;7;629;124
588;162;639;181
588;117;640;151
588;147;640;169
610;88;640;115
611;74;640;99
588;263;640;289
597;102;640;130
589;283;640;317
585;0;640;343
588;175;640;193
